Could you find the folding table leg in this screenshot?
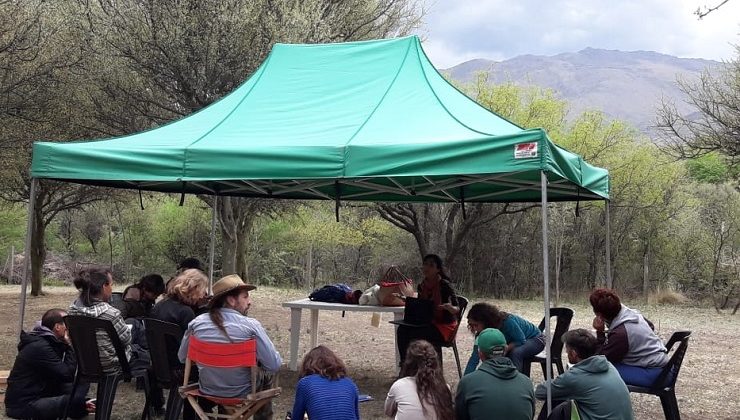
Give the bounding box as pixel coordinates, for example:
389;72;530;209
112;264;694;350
309;309;319;349
289;308;302;371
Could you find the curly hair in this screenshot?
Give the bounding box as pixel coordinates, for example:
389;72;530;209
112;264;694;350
167;269;208;306
299;345;347;380
589;288;622;319
400;340;455;420
467;302;501;329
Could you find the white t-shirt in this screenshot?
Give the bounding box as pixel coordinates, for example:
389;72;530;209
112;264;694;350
384;376;438;420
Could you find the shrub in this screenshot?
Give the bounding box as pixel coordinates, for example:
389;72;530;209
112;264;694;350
648;288;687;305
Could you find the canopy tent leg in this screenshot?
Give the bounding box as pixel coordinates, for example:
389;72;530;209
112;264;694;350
605;200;612;288
208;195;219;293
541;171;552;415
18;178;38;334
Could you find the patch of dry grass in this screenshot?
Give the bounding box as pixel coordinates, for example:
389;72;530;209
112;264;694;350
0;285;738;419
648;288;688;305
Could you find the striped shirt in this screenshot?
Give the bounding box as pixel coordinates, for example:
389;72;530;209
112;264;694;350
68;299;132;374
291;374;360;420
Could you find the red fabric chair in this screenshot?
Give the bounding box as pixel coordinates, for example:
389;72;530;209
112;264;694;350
178;336;281;419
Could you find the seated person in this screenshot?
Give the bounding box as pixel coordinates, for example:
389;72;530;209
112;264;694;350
151;268;208;420
455;328;535;420
396;254;459;366
385;340;454;420
178;274;281;419
68;267;164;413
292;345;360;420
467;303;544;374
589;288;667;387
535;329;634;420
5;309;90;420
117;273;165;319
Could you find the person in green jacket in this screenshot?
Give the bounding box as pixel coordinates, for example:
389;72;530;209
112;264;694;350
535;329;634;420
455;328;535;420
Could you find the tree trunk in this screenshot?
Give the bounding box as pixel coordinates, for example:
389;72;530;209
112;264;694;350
642;243;650;299
30;192;45;296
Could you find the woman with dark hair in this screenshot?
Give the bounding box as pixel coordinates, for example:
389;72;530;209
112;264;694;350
68;267;132;373
385;340;455;420
589;288;667;387
396;254;459;365
117;273;165;319
68;267;165;413
291;345;359;420
463;302;499;375
464;302;544;374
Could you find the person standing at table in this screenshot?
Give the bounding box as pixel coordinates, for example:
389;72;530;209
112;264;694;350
396;254;459;365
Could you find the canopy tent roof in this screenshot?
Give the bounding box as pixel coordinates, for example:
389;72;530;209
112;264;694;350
30;36;608;203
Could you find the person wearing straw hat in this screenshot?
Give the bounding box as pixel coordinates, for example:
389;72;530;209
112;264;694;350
455;328;535;420
178;274;282;420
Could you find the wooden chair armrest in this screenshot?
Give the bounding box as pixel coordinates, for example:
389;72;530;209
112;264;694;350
247;387;281;401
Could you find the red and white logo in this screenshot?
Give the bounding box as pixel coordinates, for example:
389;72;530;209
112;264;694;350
514;142;538;159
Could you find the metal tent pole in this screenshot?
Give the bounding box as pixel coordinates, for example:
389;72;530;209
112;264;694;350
605;200;612;288
541;171;552;414
208;195;219;293
18;178;38;334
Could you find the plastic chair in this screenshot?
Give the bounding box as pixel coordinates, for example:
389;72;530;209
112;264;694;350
62;315;153;420
144;318;186;420
440;295;469;379
178;336;282;419
627;330;691;420
523;307;575;378
110;291;124;306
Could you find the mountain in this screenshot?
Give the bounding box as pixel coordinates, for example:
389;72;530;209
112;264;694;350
442;48;722;133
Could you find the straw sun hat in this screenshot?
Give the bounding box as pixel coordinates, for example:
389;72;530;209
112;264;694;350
208;274;256;307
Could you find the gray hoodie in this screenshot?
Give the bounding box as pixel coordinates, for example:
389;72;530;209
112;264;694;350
536;355;634;420
600;304;667;367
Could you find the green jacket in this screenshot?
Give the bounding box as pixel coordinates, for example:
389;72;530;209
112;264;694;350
535;355;634;420
455;356;535;420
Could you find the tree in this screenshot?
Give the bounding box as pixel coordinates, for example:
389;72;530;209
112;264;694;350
695;0;734;18
656;45;740;173
66;0;424;279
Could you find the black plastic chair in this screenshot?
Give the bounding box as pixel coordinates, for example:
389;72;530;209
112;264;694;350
440;295;469;378
627;330;691;420
62;315;153;420
144;318;187;420
523;307;574;378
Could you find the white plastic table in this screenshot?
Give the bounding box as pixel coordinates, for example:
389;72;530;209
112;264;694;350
281;298;405;371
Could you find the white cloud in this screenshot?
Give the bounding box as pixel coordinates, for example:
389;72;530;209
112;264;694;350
419;0;740;67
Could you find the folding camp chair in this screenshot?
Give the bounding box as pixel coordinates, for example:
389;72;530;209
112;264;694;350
178;336;281;420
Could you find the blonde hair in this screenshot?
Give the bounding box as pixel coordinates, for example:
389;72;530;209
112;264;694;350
167;269;208;306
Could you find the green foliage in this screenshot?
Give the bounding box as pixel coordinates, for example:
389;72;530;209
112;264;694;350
0;205;25;259
686;153;730;184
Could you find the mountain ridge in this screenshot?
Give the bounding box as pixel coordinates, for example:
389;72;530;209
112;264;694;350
442;48;722;133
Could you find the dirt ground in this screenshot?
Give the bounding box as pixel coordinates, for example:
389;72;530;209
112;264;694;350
0;285;738;420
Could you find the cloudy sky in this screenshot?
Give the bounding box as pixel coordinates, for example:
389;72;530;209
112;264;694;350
420;0;740;68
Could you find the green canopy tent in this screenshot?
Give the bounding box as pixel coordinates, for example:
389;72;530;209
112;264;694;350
24;35;610;411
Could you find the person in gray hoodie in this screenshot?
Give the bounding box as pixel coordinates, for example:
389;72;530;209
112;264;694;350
455;328;535;420
535;328;634;420
589;288;667;387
